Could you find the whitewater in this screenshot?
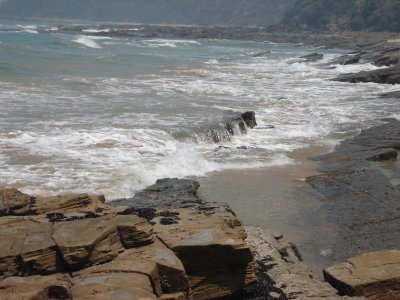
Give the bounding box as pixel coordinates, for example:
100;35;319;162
1;20;399;199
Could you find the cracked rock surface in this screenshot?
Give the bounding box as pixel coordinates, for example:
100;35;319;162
0;179;257;299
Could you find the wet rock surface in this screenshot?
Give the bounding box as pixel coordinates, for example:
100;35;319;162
110;178;202;209
170;111;251;144
300;52;324;62
335;65;400;84
307;119;400;264
380;90;400;98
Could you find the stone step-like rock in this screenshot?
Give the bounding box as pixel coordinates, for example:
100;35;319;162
72;272;157;299
324;250;400;299
53;214;153;269
0;217;59;276
0;274;72;300
152;205;256;298
0;182;257;299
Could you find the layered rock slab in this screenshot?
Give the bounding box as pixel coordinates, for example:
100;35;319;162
0;212;153;276
0;217;59;276
72;272;157;300
306;119;400;262
0;274;72;300
0;180;257;299
72;237;189;298
153;207;256;299
111;178;257;299
53;214;153;269
324;250;400;299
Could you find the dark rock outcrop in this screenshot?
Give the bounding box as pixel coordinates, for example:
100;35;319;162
335;65;400;84
381;90;400;98
301;52;324;62
242;111;257;129
171;111;255;144
306;119;400;263
110;178;201;209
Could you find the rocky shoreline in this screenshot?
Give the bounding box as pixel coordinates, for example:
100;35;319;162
57;23;400;86
1;117;400;299
1;115;400;300
2;24;400;299
2;176;399;299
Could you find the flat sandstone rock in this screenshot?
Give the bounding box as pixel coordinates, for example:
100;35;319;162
324;250;400;299
53;214;153;269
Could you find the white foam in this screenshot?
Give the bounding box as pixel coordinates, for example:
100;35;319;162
82;28;111;33
73;36;102;48
2;38;400;198
47;26;59;32
16;24;39;34
333;62;385;73
126;27;144;31
142;39;201;48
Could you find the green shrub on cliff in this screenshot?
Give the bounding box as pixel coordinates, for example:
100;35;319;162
0;0;295;27
282;0;400;32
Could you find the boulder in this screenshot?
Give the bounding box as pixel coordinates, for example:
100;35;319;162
111;179;257;298
301;52;324;62
0;217;59;276
324;250;400;299
0;274;72;300
34;193;110;214
0;188;31;214
52;214;153;269
72;238;189;299
116;238;189;295
153;205;256;298
242;111;257;129
20;221;60;276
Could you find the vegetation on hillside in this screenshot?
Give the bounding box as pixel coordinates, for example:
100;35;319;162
281;0;400;32
0;0;295;27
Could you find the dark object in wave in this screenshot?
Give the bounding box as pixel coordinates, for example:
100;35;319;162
380;90;400;98
242;111;257;129
300;53;323;62
335;65;400;84
172;111;258;144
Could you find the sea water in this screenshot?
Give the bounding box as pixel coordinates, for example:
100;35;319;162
1;19;399;199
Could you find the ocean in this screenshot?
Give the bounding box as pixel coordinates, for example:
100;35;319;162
1;19;399;199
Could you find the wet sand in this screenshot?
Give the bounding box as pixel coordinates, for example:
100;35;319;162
196;145;340;277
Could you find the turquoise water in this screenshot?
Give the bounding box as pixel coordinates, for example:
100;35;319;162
1;19;399;198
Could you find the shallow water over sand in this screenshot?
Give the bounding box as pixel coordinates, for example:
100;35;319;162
196;146;336;275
